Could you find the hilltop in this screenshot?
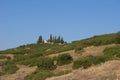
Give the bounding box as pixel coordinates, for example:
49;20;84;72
0;32;120;80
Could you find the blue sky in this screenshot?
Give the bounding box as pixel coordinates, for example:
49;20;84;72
0;0;120;50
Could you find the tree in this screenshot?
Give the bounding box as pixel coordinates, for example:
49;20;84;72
60;37;64;44
49;34;53;43
37;35;43;44
57;36;61;43
54;36;57;43
115;32;120;44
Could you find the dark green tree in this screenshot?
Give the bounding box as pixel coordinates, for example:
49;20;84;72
115;32;120;44
57;36;61;43
37;35;43;44
60;37;64;44
54;36;57;43
49;34;53;43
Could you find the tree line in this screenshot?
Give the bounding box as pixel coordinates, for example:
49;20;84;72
37;34;65;44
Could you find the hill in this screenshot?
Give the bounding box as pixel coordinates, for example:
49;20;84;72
0;32;120;80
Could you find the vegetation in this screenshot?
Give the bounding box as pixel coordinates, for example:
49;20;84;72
73;45;120;69
75;46;84;54
73;55;106;69
0;32;120;79
0;55;8;59
48;34;65;44
56;53;73;66
0;63;19;75
54;70;72;76
115;32;120;44
37;57;56;70
25;69;54;80
71;33;117;49
37;35;43;44
104;45;120;59
25;68;71;80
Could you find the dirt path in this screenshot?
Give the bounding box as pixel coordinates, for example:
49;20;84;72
46;60;120;80
0;65;37;80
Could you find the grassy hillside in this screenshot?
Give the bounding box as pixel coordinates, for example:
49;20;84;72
0;32;120;80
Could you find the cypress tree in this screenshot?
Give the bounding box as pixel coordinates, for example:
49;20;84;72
37;35;43;44
61;37;64;44
57;36;61;43
54;36;57;44
49;34;53;43
115;32;120;44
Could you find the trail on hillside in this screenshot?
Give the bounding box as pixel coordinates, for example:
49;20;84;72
0;65;37;80
46;60;120;80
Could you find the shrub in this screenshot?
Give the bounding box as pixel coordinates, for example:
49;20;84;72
0;55;8;59
25;69;54;80
73;58;91;69
1;64;19;74
37;57;56;70
115;32;120;44
104;46;120;58
56;53;73;66
73;55;106;69
0;71;5;76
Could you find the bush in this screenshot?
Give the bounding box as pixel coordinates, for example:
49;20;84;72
0;55;7;59
56;53;73;66
37;57;56;70
73;55;106;69
104;46;120;58
115;32;120;44
73;58;91;69
1;64;19;74
25;69;54;80
0;71;4;76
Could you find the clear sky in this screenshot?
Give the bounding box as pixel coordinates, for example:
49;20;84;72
0;0;120;50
